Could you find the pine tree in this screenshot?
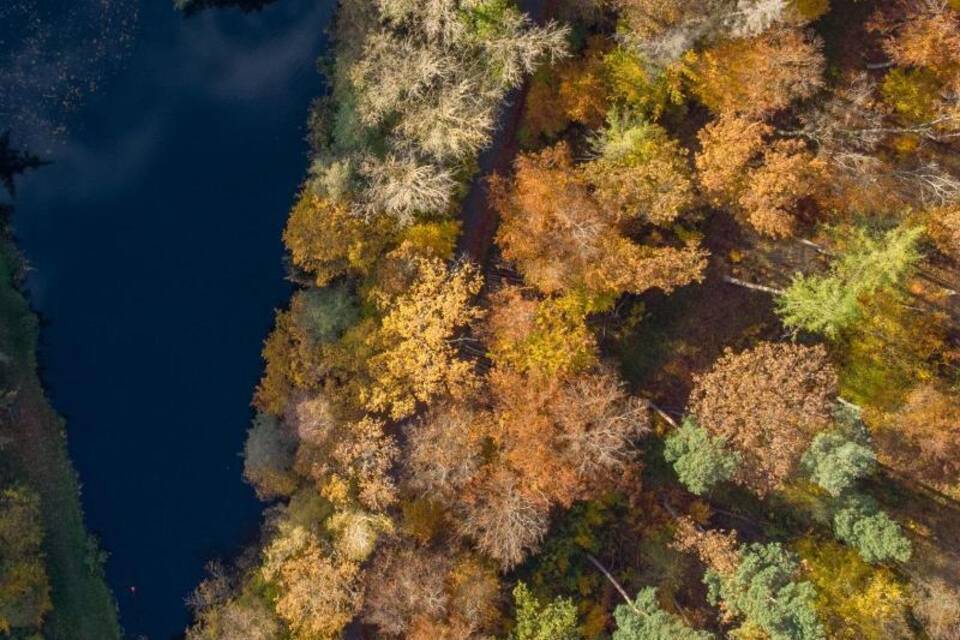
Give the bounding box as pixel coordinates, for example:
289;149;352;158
705;542;824;640
664;418;740;495
800;431;875;497
612;587;714;640
832;494;912;564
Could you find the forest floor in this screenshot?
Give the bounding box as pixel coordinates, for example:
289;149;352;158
0;235;120;640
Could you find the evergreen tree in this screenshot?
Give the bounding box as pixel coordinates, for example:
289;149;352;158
664;418;740;495
705;543;824;640
612;587;714;640
832;494;912;564
801;431;875;496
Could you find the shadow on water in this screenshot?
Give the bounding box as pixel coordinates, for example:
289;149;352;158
2;0;335;637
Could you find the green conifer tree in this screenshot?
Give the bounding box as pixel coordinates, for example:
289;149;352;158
664;418;740;495
612;587;714;640
705;543;824;640
832;494;912;564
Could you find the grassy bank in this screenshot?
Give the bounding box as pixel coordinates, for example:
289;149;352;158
0;229;120;640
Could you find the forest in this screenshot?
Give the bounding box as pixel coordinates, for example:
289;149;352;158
185;0;960;638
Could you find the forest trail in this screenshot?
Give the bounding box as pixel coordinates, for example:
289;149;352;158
456;0;550;265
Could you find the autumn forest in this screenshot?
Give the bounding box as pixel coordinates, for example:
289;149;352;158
184;0;960;639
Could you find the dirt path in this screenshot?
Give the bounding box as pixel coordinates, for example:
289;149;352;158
455;0;550;265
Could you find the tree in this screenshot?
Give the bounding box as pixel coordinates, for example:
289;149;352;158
0;486;51;634
704;542;824;640
243;413;299;499
295;415;399;511
912;578;960;640
289;285;359;345
603;46;685;121
323;0;568;221
510;582;581;640
673;517;742;578
583;114;696;225
925;203;960;259
696;115;772;207
364;255;483;419
612;587;715;639
483;287;601;380
831;494;911;564
879;384;960;486
664;418;741;495
695;116;824;237
523;36;610;141
794;536;911;640
737;139;824;238
253;307;332;416
260;522;363;640
689;342;837;494
403;401;485;500
485;366;647;508
776;224;923;338
870;0;960;83
493;143;707;296
187;563;281;640
326;510;394;562
362;546;450;636
800;431;875;497
282;192;396;286
683;28;825;118
456;467;551;570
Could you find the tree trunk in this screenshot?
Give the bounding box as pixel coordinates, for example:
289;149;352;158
722;275;785;296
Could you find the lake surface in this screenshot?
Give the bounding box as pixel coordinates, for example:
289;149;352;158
2;0;332;636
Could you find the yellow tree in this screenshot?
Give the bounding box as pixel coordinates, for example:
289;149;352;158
794;537;911;640
364;255;483;419
283;192;396;286
261;522;363;640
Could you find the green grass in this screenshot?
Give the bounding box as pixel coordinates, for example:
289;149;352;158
0;235;121;640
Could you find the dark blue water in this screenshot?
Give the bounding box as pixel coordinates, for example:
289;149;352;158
4;1;332;637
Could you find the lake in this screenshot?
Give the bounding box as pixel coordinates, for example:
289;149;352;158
2;0;332;636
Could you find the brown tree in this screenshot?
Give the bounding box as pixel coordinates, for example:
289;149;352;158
294;416;399;511
684;28;825;118
485;365;648;508
871;0;960;85
403;401;486;500
493;143;707;296
689;342;837;494
878;384;960;487
696;115;825;237
362;546;450;637
456;466;551;570
673;516;742;576
737;139;825;238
